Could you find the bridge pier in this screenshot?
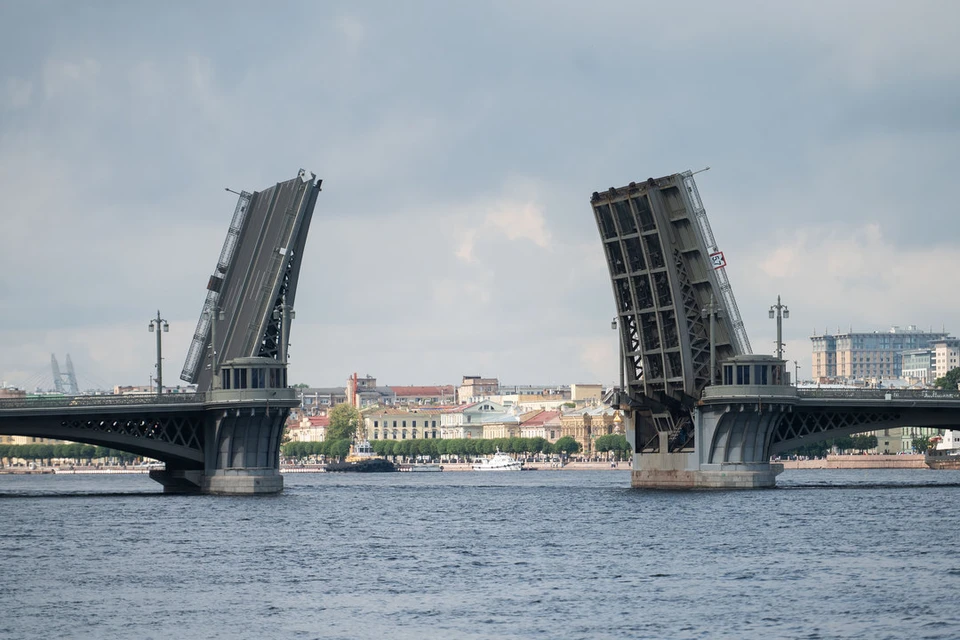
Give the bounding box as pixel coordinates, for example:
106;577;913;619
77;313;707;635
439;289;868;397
631;462;783;489
147;358;297;495
202;468;283;495
628;434;784;490
149;469;205;493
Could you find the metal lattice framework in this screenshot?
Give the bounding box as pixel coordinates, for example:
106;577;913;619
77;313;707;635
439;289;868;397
769;409;903;455
58;414;204;451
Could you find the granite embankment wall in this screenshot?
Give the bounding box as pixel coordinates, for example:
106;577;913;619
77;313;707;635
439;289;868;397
778;454;926;469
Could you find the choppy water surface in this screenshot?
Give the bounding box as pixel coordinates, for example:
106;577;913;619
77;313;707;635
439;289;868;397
2;469;960;639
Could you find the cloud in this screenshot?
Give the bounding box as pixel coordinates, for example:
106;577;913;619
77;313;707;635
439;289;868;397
1;1;959;391
454;196;552;266
42;57;100;99
3;77;32;109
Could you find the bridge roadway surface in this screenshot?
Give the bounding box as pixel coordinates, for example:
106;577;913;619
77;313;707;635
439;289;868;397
193;177;317;391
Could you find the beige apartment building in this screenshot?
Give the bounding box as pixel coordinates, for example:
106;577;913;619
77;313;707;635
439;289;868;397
811;326;948;381
932;338;960;381
457;376;499;404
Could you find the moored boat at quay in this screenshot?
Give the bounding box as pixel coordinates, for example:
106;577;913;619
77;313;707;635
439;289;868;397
472;449;522;471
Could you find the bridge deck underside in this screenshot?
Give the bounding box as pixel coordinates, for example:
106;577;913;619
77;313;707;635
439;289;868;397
0;410;206;468
592;173;743;451
706;403;960;463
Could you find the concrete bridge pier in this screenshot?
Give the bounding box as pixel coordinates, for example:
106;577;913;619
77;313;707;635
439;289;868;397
626;356;796;489
147;401;288;495
198;358;298;495
628;411;784;489
149;469;205;493
201;406;287;495
149;357;298;495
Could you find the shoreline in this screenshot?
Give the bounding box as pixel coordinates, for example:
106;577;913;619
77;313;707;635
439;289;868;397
4;456;957;475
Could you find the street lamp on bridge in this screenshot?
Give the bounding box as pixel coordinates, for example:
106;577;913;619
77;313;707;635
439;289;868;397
768;295;789;360
612;316;624;406
148;311;169;395
205;305;225;389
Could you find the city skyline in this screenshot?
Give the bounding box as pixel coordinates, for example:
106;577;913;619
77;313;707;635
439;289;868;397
2;1;959;390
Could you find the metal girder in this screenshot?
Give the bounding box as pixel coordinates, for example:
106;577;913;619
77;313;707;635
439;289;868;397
0;412;205;467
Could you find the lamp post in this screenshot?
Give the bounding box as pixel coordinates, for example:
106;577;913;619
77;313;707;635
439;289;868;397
611;316;624;406
205;305;225;389
148;310;169;395
701;295;722;385
769;295;789;360
272;296;295;364
794;360;800;386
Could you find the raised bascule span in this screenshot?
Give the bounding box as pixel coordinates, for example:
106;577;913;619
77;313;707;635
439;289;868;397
181;169;322;390
0;169;322;494
593;170;960;488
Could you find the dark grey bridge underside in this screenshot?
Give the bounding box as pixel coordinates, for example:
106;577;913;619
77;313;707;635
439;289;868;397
0;395;207;467
592;171;751;453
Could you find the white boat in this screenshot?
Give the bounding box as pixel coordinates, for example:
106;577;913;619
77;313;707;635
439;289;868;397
472;449;522;471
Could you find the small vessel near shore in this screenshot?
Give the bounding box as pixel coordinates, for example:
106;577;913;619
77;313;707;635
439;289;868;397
325;458;397;473
472;449;522;471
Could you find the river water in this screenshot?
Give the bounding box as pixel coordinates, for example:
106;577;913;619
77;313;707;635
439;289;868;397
2;469;959;639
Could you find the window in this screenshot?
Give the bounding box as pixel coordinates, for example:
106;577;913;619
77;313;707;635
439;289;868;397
736;365;750;385
754;365;768;386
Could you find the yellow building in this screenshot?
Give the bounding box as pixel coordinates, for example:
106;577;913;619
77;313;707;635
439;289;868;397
560;407;619;455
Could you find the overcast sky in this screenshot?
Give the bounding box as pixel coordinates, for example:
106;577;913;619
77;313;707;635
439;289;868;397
1;1;958;391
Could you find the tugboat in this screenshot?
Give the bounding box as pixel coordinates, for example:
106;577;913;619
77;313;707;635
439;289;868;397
324;439;397;473
325;458;397;473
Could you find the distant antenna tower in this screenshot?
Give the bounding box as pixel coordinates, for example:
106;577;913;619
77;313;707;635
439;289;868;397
51;354;64;393
50;353;80;395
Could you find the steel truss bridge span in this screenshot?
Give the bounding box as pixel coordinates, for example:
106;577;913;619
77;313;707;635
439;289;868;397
0;396;207;467
700;387;960;465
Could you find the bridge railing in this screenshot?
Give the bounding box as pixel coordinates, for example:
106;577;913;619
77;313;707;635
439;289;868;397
797;388;960;400
0;393;207;410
